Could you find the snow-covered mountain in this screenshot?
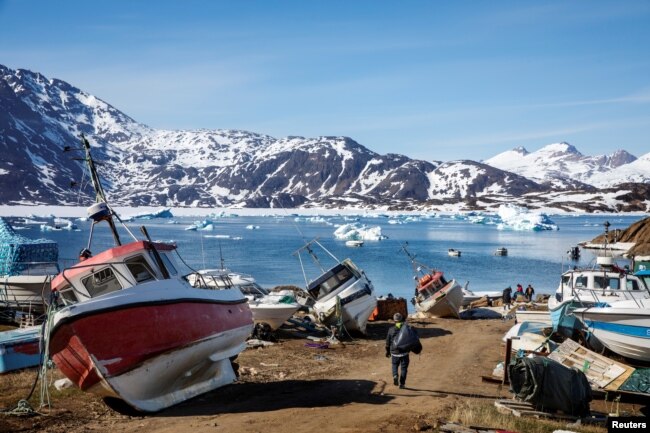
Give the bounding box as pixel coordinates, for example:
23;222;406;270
485;142;645;188
1;64;648;212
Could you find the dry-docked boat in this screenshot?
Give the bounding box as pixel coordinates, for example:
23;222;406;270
402;244;463;318
574;298;650;362
547;257;650;335
295;239;377;334
0;217;59;313
46;136;253;413
188;268;300;331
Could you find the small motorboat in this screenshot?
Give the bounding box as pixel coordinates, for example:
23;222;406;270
0;325;41;373
495;247;508;256
448;248;461;257
402;244;463;318
295;239;377;334
574;298;650;362
46;136;253;413
345;240;364;248
188;268;300;331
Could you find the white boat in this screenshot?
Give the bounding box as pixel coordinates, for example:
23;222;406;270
295;239;377;334
448;248;461;257
574;298;650;362
461;285;502;307
188;269;300;331
495;247;508;256
503;321;556;353
402;244;463;318
515;309;552;325
1;217;59;313
548;256;650;335
46;136;253;414
345;240;364;248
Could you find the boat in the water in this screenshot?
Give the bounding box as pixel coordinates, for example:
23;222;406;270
345;240;364;248
46;136;253;413
495;247;508;256
295;239;376;334
448;248;461;257
574;298;650;362
402;244;463;318
0;217;59;314
188;268;300;331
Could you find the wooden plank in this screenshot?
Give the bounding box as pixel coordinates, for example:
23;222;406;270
605;367;636;391
503;338;512;385
548;339;634;389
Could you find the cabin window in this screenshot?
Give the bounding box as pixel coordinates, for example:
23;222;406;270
626;280;639;291
58;285;78;305
315;267;354;298
607;278;620;290
82;267;122;297
126;256;155;284
159;253;178;275
575;276;587;288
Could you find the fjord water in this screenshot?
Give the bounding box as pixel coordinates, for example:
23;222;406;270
29;213;640;307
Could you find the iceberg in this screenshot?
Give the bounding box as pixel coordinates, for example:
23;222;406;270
333;223;387;241
122;208;174;222
496;204;558;231
245;225;260;230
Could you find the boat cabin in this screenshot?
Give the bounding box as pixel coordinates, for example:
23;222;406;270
50;241;180;306
556;268;650;304
416;271;448;299
307;259;361;300
189;270;269;298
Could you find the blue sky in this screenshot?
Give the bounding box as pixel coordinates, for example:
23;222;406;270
1;0;649;161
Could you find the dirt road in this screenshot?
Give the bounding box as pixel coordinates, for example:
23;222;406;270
0;318;638;433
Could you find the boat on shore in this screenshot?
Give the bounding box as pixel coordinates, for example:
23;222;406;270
402;244;463;318
548;257;650;330
188;268;300;331
295;239;377;334
574;298;650;362
1;217;59;314
46;136;253;413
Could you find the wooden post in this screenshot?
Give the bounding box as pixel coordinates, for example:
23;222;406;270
503;338;512;385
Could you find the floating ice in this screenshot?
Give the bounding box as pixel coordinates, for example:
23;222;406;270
122;208;173;222
333;223;387;241
496;204;558;231
245;225;260;230
186;219;214;231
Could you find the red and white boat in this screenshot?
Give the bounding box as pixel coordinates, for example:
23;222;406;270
46;136;253;413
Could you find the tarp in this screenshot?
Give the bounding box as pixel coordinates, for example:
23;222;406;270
392;324;422;354
619;368;650;394
508;356;592;417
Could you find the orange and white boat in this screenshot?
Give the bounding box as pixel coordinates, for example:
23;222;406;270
401;244;463;318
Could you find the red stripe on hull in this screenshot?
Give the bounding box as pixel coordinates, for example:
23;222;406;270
50;301;252;390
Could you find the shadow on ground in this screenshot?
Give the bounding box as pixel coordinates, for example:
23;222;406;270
158;379;392;417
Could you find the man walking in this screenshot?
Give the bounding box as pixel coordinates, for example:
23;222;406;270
386;313;409;389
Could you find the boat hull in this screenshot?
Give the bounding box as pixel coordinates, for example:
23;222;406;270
49;286;253;412
0;326;41;373
515;310;552;325
249;302;300;330
415;280;463;318
574;306;650;362
313;279;377;334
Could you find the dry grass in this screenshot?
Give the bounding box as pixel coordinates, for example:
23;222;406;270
447;400;607;433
